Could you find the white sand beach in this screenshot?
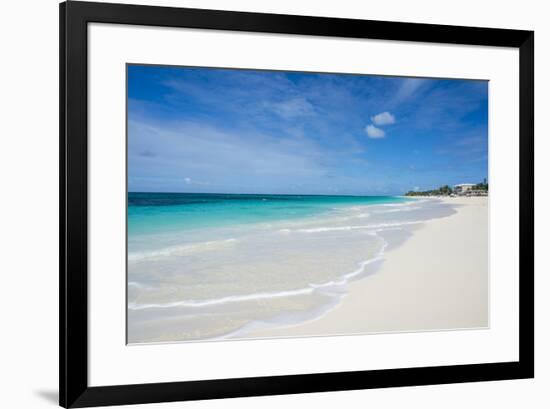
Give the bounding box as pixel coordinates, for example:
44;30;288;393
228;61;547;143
245;196;489;339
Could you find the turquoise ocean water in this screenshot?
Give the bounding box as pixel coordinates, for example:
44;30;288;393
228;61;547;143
127;193;455;343
128;192;410;236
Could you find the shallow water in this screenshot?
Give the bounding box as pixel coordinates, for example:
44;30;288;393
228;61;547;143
127;194;456;343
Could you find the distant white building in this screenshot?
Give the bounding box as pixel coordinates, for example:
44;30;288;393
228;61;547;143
453;183;476;195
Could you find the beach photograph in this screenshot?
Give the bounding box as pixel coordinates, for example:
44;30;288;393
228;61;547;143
127;65;489;344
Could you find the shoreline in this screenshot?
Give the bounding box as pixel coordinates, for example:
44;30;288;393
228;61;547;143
240;196;489;339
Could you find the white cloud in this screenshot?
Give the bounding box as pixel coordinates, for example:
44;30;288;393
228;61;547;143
267;97;315;119
127;119;328;193
371;111;396;126
365;124;385;139
394;78;426;104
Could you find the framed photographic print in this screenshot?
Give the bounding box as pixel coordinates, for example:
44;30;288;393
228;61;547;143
60;1;534;407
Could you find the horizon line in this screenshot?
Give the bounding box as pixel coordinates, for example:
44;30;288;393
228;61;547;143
127;191;405;197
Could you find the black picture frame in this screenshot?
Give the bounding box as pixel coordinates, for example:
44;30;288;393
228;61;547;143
60;1;534;407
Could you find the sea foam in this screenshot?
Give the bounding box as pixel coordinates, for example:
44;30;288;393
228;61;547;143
127;196;456;343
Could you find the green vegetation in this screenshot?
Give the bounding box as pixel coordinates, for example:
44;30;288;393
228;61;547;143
405;185;453;197
472;178;489;192
405;178;488;197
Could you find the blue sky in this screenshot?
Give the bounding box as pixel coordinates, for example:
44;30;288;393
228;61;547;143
127;65;488;195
